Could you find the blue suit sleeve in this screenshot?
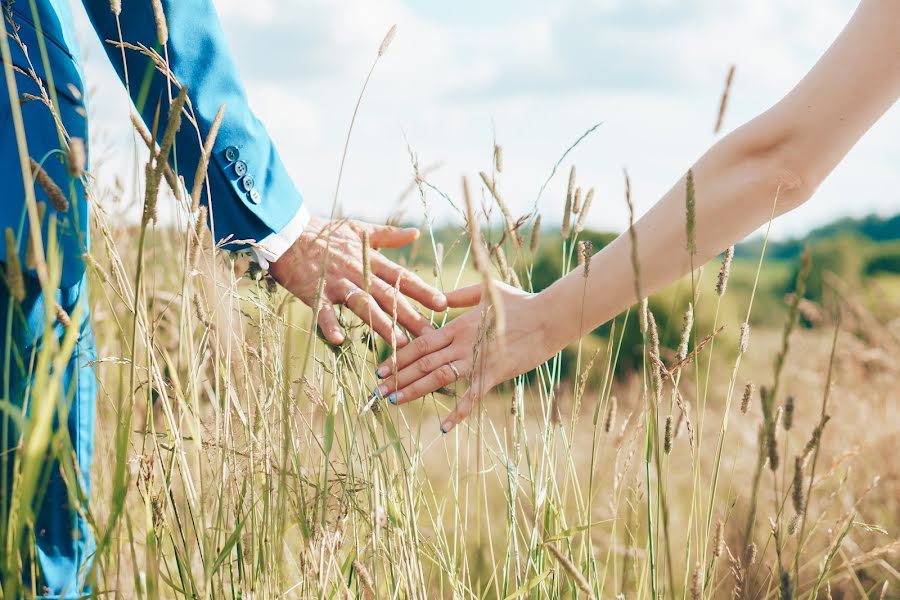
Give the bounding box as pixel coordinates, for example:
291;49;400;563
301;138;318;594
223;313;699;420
81;0;304;252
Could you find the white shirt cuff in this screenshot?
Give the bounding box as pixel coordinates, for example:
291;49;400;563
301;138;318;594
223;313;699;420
251;205;311;269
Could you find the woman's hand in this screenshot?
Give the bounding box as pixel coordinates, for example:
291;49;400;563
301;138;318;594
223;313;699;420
372;281;563;433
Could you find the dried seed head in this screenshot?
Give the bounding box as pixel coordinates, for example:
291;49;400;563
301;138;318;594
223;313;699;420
685;169;697;255
792;456;805;514
739;322;750;354
4;228;26;302
579;240;593;278
664;415;674;454
716;246;734;296
530;215;542;253
545;542;594;599
352;559;375;600
691;562;702;600
67;137;86;178
191;104;225;211
189;205;208;269
715;65;736;134
378;24;397;57
784;395;795;431
480;171;522;247
604;396;617;433
54;303;71;328
677;303;694;362
741;382;755;414
788;513;802;536
713;520;726;558
574;187;594;234
780;572;792;600
562;166;576;239
361;230;372;292
25;202;46;271
747;542;758;566
801;414;831;462
572;186;583;214
492;244;511;282
639;297;648;334
109;0;121;16
82;252;108;284
151;0;168;45
30;158;69;212
494;144;503;173
767;419;780;471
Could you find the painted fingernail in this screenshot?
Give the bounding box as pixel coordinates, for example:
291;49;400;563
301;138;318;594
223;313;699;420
375;367;387;379
440;422;449;434
371;384;388;399
388;392;397;405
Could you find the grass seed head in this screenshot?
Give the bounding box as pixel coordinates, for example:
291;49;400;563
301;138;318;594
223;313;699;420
767;417;780;471
691;562;702;599
545;542;594;599
151;0;168;45
792;456;805;514
685;169;697;255
574;187;594;234
677;302;694;362
4;228;26;302
352;559;375;599
573;186;582;214
109;0;121;16
562;165;576;238
715;64;736;134
716;245;734;296
378;24;398;57
30;158;69;212
67;137;86;178
741;382;755;414
493;144;503;173
784;395;795;430
530;215;542;253
579;240;593;277
713;520;726;558
739;321;750;354
604;396;617;433
664;415;674;454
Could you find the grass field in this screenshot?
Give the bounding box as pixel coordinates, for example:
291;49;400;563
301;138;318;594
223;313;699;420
1;13;899;600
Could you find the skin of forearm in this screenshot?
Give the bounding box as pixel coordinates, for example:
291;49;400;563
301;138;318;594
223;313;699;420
538;131;808;350
537;0;899;353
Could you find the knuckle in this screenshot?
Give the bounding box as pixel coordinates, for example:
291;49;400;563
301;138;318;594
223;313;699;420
437;365;455;384
418;354;436;373
414;336;432;354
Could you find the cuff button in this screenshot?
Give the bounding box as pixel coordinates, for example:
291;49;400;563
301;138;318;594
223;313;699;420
240;174;255;192
224;146;239;162
248;188;261;204
234;160;247;177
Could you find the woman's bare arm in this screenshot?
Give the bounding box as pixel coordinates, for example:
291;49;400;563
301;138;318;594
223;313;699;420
374;0;900;432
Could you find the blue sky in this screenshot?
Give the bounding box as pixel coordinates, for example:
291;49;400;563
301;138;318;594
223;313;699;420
77;0;899;240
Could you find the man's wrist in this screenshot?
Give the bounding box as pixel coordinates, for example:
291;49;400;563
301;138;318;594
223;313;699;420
252;205;312;268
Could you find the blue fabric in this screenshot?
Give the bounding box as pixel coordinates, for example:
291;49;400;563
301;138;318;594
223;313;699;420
1;271;96;598
0;0;305;288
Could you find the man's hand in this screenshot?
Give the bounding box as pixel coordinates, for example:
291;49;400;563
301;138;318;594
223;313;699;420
268;216;447;347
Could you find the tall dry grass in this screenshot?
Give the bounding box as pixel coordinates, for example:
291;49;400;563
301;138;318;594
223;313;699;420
0;13;897;600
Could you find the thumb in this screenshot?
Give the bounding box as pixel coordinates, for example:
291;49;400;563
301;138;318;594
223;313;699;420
445;283;484;308
363;224;420;249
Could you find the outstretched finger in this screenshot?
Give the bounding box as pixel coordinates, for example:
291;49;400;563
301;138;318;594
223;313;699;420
440;379;489;434
375;326;453;377
367;278;433;337
361;223;420;249
372;255;448;311
315;303;345;345
344;288;409;348
446;283;483;308
374;348;462;403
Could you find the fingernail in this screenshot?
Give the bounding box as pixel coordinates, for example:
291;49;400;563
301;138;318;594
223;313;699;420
440;422;449;434
371;384;388;399
388;392;398;405
434;293;446;306
375;367;387;379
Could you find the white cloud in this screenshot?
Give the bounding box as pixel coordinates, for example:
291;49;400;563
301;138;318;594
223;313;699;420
73;0;898;240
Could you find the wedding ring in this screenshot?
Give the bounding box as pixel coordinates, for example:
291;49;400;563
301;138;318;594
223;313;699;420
447;361;461;380
343;288;363;305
